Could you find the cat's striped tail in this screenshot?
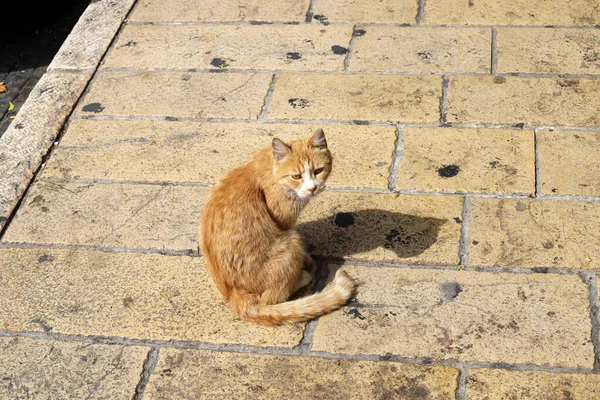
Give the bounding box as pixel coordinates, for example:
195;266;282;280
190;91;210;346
241;269;357;325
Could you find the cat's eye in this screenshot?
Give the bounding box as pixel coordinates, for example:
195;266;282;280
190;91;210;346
314;167;324;175
291;174;302;180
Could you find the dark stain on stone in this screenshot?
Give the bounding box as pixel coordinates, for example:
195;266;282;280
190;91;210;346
352;120;369;125
437;165;460;178
286;52;302;60
249;20;273;25
472;240;479;245
379;352;393;361
552;188;558;193
160;368;173;377
548;311;556;317
453;217;462;224
181;73;191;81
489;160;500;169
41;206;49;213
331;45;348;55
334;212;355;228
15;123;24;129
30;194;44;205
313;14;329;25
354;29;367;37
165;116;178;121
583;51;600;62
417;51;432;61
210;58;229;68
123;296;134;308
542;241;554;249
0;217;7;223
82;103;105;113
532;267;549;274
288;98;310;108
515;201;526;211
121;40;137;47
344;308;365;320
31;317;52;332
38;254;55;263
513;122;525;128
440;281;463;301
493;76;506;84
558;79;580;88
398;23;411;27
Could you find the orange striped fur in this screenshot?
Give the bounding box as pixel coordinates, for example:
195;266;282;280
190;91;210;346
199;129;356;325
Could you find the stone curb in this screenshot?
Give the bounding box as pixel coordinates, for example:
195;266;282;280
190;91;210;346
0;0;136;231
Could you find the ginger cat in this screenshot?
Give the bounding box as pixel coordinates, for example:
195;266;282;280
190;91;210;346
199;129;356;325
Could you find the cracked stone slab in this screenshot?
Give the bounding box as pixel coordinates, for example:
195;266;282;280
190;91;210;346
104;24;353;71
351;26;491;73
268;74;442;123
313;0;417;23
0;71;91;232
145;348;459;399
43;120;396;189
467;369;600;399
497;28;600;75
447;76;600;126
130;0;310;22
76;70;272;119
2;181;207;252
425;0;600;26
49;0;136;71
312;265;594;368
297;192;463;265
538;130;600;197
469;198;600;269
0;248;303;346
0;336;149;399
395;127;535;195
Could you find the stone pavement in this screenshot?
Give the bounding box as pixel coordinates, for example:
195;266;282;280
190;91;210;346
1;0;600;398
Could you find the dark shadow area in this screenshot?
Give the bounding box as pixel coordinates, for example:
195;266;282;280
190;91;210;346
0;0;91;137
298;209;447;261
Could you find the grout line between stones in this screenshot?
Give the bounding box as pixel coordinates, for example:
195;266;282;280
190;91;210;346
582;272;600;371
440;75;450;124
98;66;600;79
0;241;197;257
258;74;278;120
459;196;472;267
126;20;600;29
305;0;318;23
491;27;498;74
70;114;600;133
31;175;600;202
134;347;159;400
416;0;426;25
534;128;542;197
343;25;360;72
0;328;596;376
387;125;403;190
455;365;468;400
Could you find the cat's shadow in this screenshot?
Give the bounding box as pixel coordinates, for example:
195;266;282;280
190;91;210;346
297;209;448;261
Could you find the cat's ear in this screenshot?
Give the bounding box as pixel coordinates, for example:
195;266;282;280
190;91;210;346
272;138;291;161
310;129;327;150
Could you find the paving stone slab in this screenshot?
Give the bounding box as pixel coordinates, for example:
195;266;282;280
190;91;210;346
351;26;491;73
469;198;600;269
0;248;303;346
44;120;396;189
77;70;272;119
425;0;600;26
0;336;148;399
539;130;600;196
467;369;600;399
313;0;417;23
268;74;442;123
312;265;594;368
297;192;463;265
0;72;90;232
130;0;310;22
105;24;352;71
395;127;535;194
145;348;459;399
2;181;207;252
447;76;600;126
497;28;600;75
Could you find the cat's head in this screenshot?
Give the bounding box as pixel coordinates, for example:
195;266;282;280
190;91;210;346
271;129;332;199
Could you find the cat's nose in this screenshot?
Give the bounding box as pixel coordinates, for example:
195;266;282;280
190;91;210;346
309;186;317;194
